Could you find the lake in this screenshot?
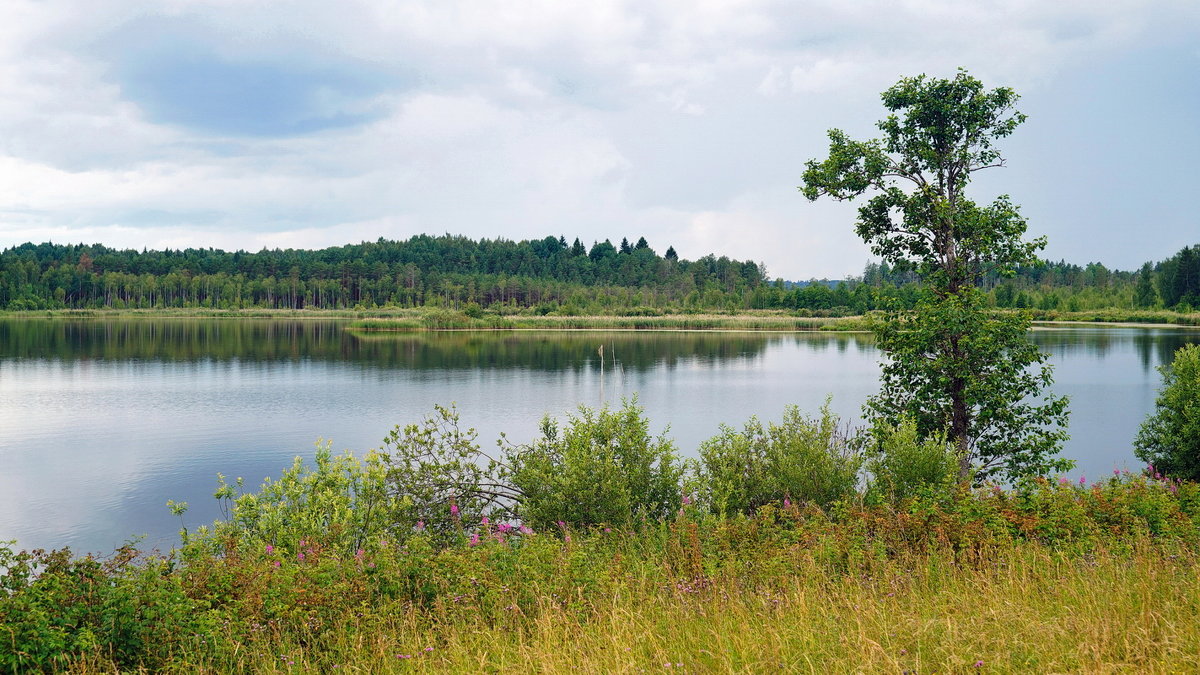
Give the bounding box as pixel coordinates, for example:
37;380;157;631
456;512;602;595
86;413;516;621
1;318;1197;555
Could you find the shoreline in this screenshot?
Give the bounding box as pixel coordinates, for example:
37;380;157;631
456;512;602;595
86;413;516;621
1;307;1198;332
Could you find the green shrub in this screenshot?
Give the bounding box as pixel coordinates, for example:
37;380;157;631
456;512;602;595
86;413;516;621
506;399;682;529
865;418;959;504
380;404;514;539
204;442;403;555
1136;343;1200;480
692;402;862;515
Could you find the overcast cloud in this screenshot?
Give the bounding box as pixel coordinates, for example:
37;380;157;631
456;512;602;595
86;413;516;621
1;0;1197;279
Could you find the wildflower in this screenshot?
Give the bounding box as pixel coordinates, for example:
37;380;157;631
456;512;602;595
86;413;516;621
481;516;489;526
557;520;566;529
297;551;305;562
469;532;480;547
974;660;984;668
1079;475;1087;486
416;520;425;531
682;493;692;506
450;503;459;517
497;523;513;534
1058;477;1069;486
604;527;612;533
519;524;533;535
784;497;791;508
265;544;274;554
424;646;434;652
274;561;281;568
1113;468;1121;476
355;549;365;562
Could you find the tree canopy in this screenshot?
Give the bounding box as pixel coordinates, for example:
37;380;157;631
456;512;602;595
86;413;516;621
802;70;1070;481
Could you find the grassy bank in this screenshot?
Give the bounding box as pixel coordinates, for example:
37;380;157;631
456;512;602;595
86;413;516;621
4;469;1200;673
1030;308;1200;327
348;310;869;332
6;306;1198;333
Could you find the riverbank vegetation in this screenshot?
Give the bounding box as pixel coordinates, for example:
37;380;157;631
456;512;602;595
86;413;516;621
3;400;1200;673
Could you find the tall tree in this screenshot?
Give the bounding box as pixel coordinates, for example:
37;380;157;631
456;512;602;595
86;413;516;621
802;70;1069;481
1133;262;1157;308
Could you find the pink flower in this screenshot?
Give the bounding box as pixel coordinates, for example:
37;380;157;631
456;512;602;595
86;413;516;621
481;516;489;526
469;532;480;547
784;497;792;508
265;544;274;554
974;660;984;668
297;551;305;562
682;493;692;506
557;520;566;529
355;549;365;562
274;560;281;568
519;525;533;535
416;520;425;531
450;503;459;517
1058;477;1069;486
1079;475;1087;486
497;523;513;534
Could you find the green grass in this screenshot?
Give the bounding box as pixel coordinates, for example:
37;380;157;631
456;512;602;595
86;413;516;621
348;310;869;332
6;474;1200;673
1031;308;1200;327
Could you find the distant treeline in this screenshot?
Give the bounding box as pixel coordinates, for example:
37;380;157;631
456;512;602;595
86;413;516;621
845;245;1200;314
0;235;765;312
2;235;1198;314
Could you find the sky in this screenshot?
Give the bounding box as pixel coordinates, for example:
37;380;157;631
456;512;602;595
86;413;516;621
0;1;1197;280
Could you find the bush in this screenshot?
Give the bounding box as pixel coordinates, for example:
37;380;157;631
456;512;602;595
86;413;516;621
1135;343;1200;480
692;402;862;515
865;418;959;504
211;442;402;555
506;399;682;529
381;405;514;539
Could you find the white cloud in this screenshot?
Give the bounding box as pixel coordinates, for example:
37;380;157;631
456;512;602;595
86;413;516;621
1;0;1198;277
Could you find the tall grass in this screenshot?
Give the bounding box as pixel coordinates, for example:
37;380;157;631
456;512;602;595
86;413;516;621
349;310;868;332
6;472;1200;673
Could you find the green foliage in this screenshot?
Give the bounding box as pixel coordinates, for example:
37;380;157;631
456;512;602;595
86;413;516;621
867;290;1071;482
1136;344;1200;480
209;442;401;555
505;399;682;529
380;404;515;537
691;402;862;515
801;69;1070;482
865;418;959;504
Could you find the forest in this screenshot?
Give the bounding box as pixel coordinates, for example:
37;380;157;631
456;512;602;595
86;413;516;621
1;234;1198;315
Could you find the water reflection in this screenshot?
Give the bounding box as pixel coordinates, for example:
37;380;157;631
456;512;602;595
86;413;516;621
1;318;1196;556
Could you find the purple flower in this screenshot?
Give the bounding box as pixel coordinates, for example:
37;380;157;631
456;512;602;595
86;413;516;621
784;497;792;508
450;503;459;517
481;516;490;526
416;520;425;531
265;544;274;555
274;560;281;568
682;493;692;506
974;660;984;668
1079;475;1087;486
469;532;480;547
497;523;513;534
297;551;305;562
557;520;566;529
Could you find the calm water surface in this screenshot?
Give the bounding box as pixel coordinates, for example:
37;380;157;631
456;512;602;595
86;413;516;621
1;319;1196;554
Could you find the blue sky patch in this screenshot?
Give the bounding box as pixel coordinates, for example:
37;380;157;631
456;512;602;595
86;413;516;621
114;43;400;137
